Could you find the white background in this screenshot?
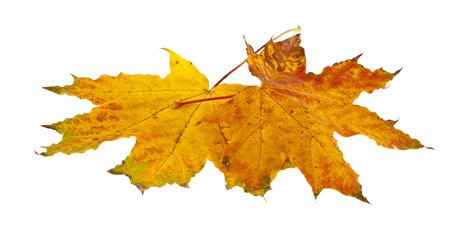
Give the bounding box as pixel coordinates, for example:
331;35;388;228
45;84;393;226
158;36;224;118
1;0;461;239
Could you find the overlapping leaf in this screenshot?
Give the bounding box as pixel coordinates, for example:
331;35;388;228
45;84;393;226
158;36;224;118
41;49;244;191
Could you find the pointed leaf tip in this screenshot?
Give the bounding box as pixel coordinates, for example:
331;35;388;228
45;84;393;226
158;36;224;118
43;86;56;92
358;195;370;204
160;47;174;55
352;53;363;62
394;67;403;75
43;86;63;94
134;183;147;195
41;152;51;157
34;150;48;157
107;169;122;175
41;124;55;130
386;119;399;126
352;189;370;204
313;191;320;199
160;47;179;64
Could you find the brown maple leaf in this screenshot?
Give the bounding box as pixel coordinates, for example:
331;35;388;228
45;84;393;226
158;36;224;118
202;34;426;202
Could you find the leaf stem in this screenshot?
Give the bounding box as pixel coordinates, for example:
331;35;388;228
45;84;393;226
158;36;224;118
172;95;235;108
210;26;301;90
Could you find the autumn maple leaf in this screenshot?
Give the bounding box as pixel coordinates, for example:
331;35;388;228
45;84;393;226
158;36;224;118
40;30;426;203
40;49;244;192
202;34;425;202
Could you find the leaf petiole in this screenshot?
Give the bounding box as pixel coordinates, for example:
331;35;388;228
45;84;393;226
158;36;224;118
171;94;235;108
210;26;301;90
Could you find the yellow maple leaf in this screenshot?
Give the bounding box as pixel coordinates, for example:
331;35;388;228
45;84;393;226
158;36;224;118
41;49;245;192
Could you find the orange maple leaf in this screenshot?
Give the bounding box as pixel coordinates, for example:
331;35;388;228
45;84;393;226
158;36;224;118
202;34;426;202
